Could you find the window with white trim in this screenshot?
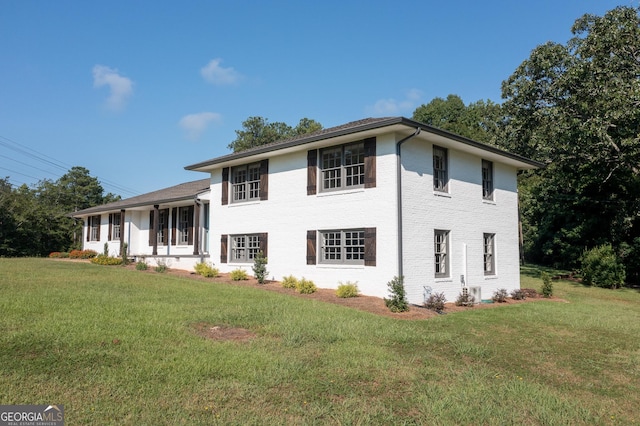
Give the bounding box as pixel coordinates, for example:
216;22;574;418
320;229;365;264
231;234;261;263
231;163;261;203
434;229;450;278
109;213;121;241
484;233;496;275
433;146;448;192
178;207;190;245
157;210;168;245
320;142;365;192
89;215;100;241
482;160;494;200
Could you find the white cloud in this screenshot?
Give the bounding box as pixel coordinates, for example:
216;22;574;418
179;112;222;140
200;58;241;85
92;65;133;111
366;88;423;116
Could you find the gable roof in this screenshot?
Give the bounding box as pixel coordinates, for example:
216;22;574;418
72;178;210;217
185;116;543;171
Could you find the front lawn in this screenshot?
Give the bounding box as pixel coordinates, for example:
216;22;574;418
1;259;638;424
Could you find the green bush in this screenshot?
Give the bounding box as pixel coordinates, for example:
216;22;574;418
296;277;317;294
424;292;446;312
230;269;248;281
90;255;123;266
252;251;268;284
540;272;553;297
120;242;129;265
281;275;299;289
135;261;148;271
384;276;409;313
336;281;359;298
155;262;168;273
492;288;508;303
194;262;219;278
581;244;626;289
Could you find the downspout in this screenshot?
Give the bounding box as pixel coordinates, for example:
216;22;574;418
396;127;421;280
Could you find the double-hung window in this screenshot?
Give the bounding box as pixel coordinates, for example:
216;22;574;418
482;160;494;200
434;230;450;278
109;213;121;241
320;142;365;192
320;229;365;264
230;234;262;263
231;163;261;203
483;233;496;275
177;207;191;245
157;210;168;245
88;215;100;241
433;146;448;192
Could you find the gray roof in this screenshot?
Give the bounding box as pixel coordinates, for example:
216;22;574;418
72;178;210;217
184;116;544;171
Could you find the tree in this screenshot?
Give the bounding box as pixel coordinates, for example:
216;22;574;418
501;6;640;276
228;117;322;152
412;94;503;144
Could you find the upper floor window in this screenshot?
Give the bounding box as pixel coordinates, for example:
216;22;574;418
483;233;496;275
320;142;365;192
88;215;100;242
482;160;494;200
221;160;268;205
109;213;121;241
434;229;450;278
433;146;448;192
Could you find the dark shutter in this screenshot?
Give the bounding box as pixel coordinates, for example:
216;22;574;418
108;214;113;241
220;234;228;263
259;160;269;201
187;205;194;245
86;218;90;242
306;230;317;265
307;150;317;195
364;137;376;188
259;232;268;258
149;211;154;246
364;227;376;266
171;207;177;246
95;216;101;241
221;167;229;205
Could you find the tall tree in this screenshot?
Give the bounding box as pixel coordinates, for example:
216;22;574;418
228;117;322;152
501;6;640;276
412;94;503;144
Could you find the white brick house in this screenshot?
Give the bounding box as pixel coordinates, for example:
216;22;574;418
185;117;541;304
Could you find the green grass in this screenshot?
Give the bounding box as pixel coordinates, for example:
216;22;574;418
1;259;639;425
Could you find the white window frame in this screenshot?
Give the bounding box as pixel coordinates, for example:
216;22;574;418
157;210;167;246
231;234;261;263
89;215;100;241
319;229;365;265
482;160;494;200
484;233;496;275
110;213;121;241
320;142;365;192
433;146;448;193
434;229;450;278
231;163;261;203
177;207;190;245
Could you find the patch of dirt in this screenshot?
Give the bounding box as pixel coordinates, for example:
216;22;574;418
191;322;256;342
124;263;565;320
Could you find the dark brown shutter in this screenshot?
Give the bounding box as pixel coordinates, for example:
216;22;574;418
364;227;376;266
259;159;269;201
95;216;101;241
259;232;268;258
306;230;317;265
221;167;229;205
149;211;154;246
86;218;90;242
108;214;113;241
220;234;228;263
307;150;317;195
187;205;194;245
364;137;376;188
171;207;177;246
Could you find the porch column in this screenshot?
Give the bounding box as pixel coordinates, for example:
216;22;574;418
119;209;126;256
152;204;159;256
193;201;201;255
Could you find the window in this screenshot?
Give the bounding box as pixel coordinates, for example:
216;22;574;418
88;215;100;241
433;146;448;192
307;228;376;266
484;233;496;275
157;210;168;245
434;230;450;278
482;160;494;200
224;233;267;263
109;213;121;241
232;162;261;203
320;142;365;191
177;207;191;245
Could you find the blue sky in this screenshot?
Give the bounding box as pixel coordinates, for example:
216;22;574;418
0;0;632;197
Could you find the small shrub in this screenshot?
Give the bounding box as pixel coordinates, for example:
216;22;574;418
296;277;317;294
510;289;526;300
194;262;219;278
492;288;508;303
336;281;359;298
103;242;109;257
384;276;409;313
135;261;148;271
541;272;553;298
69;249;97;259
230;269;248;281
425;292;446;312
521;288;538;298
281;275;298;289
120;242;129;265
90;255;123;266
155;262;168;273
581;244;626;289
455;291;473;306
252;251;268;284
48;252;69;258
